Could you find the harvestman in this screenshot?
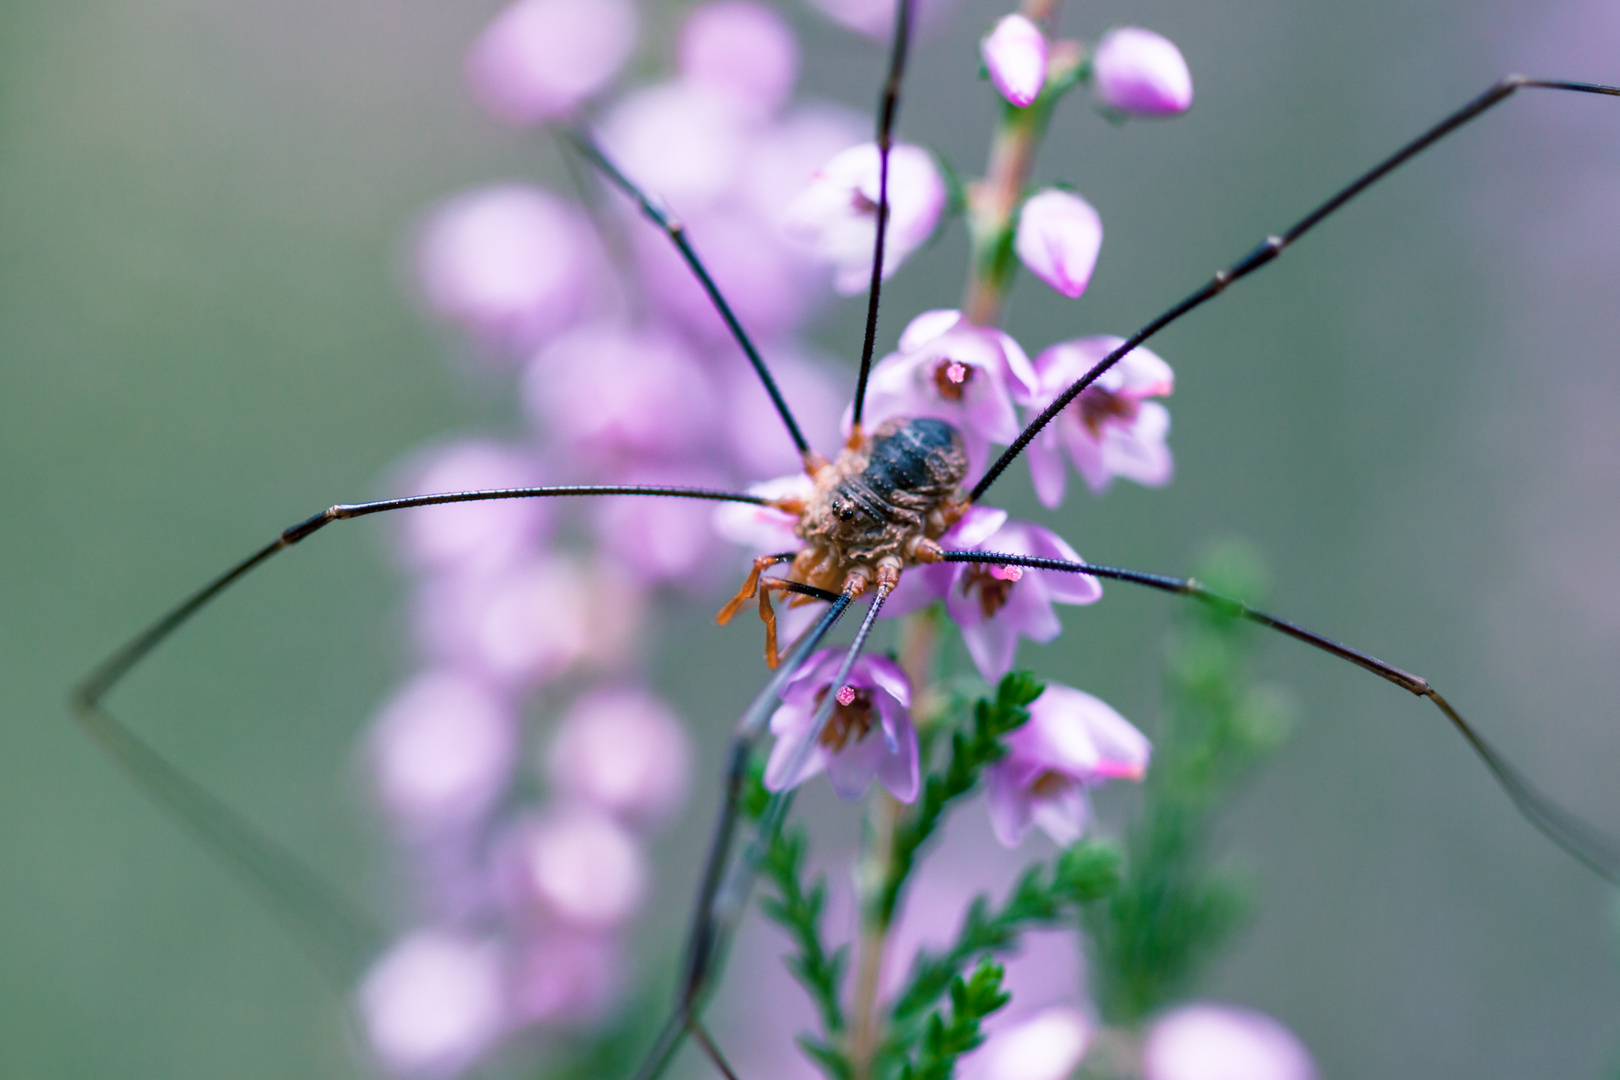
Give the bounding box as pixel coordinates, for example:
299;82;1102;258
70;2;1620;1076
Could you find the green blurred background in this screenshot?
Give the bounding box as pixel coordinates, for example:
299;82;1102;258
3;0;1619;1076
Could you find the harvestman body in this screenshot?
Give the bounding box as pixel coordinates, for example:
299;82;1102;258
70;1;1620;1075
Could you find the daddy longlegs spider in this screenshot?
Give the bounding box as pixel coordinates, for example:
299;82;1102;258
66;2;1620;1077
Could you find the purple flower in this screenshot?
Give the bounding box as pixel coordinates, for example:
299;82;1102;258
393;441;552;574
881;504;1008;618
785;142;947;295
1143;1004;1316;1080
679;2;800;117
985;683;1149;847
509;808;648;929
525;323;720;471
467;0;638;125
981;14;1048;108
511;931;623;1025
1092;27;1193;117
589;464;730;589
359;930;508;1079
547;687;692;824
369;670;519;836
860;309;1038;473
966;1006;1093;1080
943;520;1102;680
765;651;919;802
1015;189;1103;299
806;0;959;40
720;346;847;479
1023;336;1174;505
416;185;597;357
599;82;755;215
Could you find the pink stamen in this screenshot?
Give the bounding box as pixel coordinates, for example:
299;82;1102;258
945;361;969;385
835;685;857;706
990;564;1023;582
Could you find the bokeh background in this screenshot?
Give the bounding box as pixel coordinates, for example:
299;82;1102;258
3;0;1619;1077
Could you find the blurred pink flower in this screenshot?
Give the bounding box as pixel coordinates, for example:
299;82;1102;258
860;310;1038;476
713;472;814;553
526;323;720;470
1015;189;1103;299
1092;28;1194;117
369;669;518;835
359;930;508;1079
511;809;647;929
394;441;551;574
719;347;847;479
985;683;1149;847
679;2;800;117
467;0;638;125
511;931;623;1025
944;520;1102;680
1024;336;1174;505
1143;1004;1316;1080
981;14;1048;108
806;0;959;39
785;142;947;295
966;1006;1093;1080
589;465;730;588
547;686;692;823
417;185;596;356
765;651;918;801
599;82;754;215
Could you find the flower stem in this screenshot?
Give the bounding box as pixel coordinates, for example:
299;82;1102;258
963;0;1081;327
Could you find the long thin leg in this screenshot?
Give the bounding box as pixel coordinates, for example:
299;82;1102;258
850;0;917;436
70;483;776;977
968;76;1620;502
561;130;818;469
624;592;856;1080
935;549;1620;883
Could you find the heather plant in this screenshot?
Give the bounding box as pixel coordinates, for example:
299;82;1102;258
67;3;1620;1080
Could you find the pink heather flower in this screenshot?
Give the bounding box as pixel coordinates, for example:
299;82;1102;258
547;686;692;823
806;0;959;39
589;465;729;588
1015;189;1103;299
1092;27;1194;117
968;1006;1093;1080
598;82;753;214
944;520;1102;680
860;309;1038;476
467;0;638;125
512;809;647;929
395;441;551;574
511;931;623;1025
679;2;800;117
765;651;919;802
417;186;596;357
1024;336;1174;506
985;683;1149;847
1143;1004;1316;1080
785;142;948;295
369;670;518;834
526;323;719;470
713;472;814;553
417;555;643;688
881;504;1008;618
359;930;507;1079
981;14;1048;108
720;347;847;479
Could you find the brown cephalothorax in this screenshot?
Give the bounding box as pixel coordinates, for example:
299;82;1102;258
718;417;969;665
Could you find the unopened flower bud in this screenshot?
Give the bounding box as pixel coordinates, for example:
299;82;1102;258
359;931;507;1079
1092;27;1193;116
1015;188;1103;299
517;810;647;929
981;14;1048;108
468;0;637;125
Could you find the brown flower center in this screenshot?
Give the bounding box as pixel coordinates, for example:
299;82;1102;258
961;563;1022;619
1028;770;1072;798
933;359;975;401
1075;386;1139;437
815;685;875;752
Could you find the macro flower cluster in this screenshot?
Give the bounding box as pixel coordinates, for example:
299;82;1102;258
357;3;1315;1080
